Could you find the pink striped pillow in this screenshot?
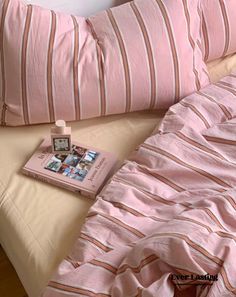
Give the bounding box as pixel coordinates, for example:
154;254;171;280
0;0;209;126
201;0;236;62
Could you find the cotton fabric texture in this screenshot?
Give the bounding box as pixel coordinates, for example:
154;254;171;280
0;0;209;126
42;73;236;297
201;0;236;62
0;55;233;297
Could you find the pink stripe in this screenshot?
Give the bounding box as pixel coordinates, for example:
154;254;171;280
219;0;230;57
155;0;180;103
107;9;132;113
142;143;232;188
26;6;51;124
51;12;75;121
88;13;126;115
130;2;156;109
86;19;106;117
78;21;100;119
4;0;26;125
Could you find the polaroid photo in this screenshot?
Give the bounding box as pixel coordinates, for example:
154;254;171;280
45;156;62;172
72;145;87;158
64;154;81;167
51;136;72;154
77;160;93;171
59;164;88;181
83;150;99;163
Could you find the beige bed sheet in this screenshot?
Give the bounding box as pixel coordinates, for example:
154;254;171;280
207;53;236;82
1;53;236;297
0;111;163;297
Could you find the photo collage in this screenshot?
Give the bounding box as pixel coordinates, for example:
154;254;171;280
45;145;99;182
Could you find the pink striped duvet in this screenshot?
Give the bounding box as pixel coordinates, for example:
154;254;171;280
42;74;236;297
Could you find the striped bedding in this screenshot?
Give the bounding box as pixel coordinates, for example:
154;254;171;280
201;0;236;62
0;0;209;126
42;74;236;297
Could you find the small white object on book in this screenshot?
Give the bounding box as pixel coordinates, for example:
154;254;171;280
51;120;72;154
54;119;66;134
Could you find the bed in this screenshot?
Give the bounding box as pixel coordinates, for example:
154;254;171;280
1;0;236;296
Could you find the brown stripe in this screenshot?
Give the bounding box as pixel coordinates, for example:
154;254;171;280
219;80;236;89
98;212;145;238
220;268;236;294
223;194;236;211
155;0;180;103
141;143;232;188
196;39;202;50
113;176;191;211
178;204;231;234
204;135;236;146
87;19;106;116
101;196;168;223
175;216;212;233
90;259;117;274
157;232;223;266
65;256;80;268
196;90;232;119
47;11;56;122
182;0;201;90
203;68;210;81
202;13;209;61
178;208;236;242
216;231;236;242
229;74;236;79
87;210;146;238
96;45;106;116
21;5;33;125
216;81;236;96
137;164;185;192
219;0;230;57
179;101;211;128
102;198;145;217
113;176;185;206
71;16;80;120
130;2;156;109
0;0;10;125
107;9;131;113
80;232;112;252
215;82;236;96
49;281;111;297
118;254;158;274
200;207;227;231
174;131;226;161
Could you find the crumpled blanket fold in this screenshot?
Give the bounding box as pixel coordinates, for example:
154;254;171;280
42;73;236;297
